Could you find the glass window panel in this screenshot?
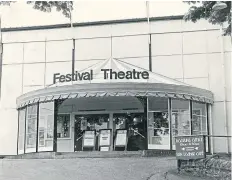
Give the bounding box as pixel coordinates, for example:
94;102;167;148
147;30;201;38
57;114;71;138
171;99;190;150
25;105;38;153
38;102;54;152
148;97;170;149
74;114;109;151
18;108;26;154
114;115;128;130
148;97;168;112
192;102;208;152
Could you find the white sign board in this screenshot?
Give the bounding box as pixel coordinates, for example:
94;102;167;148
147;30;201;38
100;147;110;151
99;129;111;146
83;131;95;147
115;130;127;147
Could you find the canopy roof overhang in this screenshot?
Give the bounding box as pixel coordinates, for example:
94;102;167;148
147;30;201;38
16;58;214;108
16;82;213;109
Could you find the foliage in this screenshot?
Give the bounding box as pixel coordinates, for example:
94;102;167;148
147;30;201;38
183;1;231;36
0;1;73;18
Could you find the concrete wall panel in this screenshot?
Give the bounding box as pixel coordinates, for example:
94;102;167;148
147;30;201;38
75;38;111;60
152;33;182;56
183;31;207;54
152;55;183;79
183;54;208;78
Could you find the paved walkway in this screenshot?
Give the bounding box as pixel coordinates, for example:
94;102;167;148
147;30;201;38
0;157;208;180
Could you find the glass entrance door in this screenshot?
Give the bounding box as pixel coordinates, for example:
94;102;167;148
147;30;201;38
147;97;170;150
74;114;109;151
147;111;170;149
113;113;146;151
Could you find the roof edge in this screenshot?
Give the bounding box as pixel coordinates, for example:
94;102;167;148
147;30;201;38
2;15;184;33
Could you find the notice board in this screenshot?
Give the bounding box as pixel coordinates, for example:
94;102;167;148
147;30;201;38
115;130;127;147
175;135;206;160
83;130;95;147
99;129;111;147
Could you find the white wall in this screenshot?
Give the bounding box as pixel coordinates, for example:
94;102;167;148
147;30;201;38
0;18;231;155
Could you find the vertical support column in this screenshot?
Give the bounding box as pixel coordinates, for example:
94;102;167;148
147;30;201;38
206;104;210;153
16;110;20;155
109;113;113;151
190;100;193;135
169;98;173;150
149;34;152;72
24;107;27;154
36;102;39;152
208;104;214;154
144;96;148;150
72;39;75;76
53;100;58;152
0;17;3;99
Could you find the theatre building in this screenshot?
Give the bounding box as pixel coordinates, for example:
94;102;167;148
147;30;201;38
0;16;231;155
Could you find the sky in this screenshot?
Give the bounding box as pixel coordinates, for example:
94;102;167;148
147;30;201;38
0;1;190;28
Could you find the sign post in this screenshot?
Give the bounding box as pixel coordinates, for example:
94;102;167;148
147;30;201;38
175;135;206;172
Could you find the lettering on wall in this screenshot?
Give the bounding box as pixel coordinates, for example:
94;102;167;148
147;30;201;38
53;69;149;84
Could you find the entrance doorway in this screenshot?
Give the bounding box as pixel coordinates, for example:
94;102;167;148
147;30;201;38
73;112;146;151
74;114;109;151
113;113;146;151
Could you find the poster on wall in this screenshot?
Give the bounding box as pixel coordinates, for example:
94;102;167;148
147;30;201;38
83;130;95;147
115;130;127;147
99;129;111;147
81;119;88;131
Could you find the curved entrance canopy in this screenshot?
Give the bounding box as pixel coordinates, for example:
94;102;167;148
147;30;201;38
16;58;213;108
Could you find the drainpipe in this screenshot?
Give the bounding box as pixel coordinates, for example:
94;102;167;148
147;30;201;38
220;27;229;153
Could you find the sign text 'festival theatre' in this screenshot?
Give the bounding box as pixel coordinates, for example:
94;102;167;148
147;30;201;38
53;69;149;83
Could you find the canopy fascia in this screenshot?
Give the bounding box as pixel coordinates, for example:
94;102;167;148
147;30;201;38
16;82;214;109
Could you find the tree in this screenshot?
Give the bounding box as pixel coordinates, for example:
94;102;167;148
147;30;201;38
0;1;73;18
184;1;231;36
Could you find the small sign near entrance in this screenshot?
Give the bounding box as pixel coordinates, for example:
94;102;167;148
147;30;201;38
83;130;95;147
99;129;111;147
175;135;206;160
115;130;127;147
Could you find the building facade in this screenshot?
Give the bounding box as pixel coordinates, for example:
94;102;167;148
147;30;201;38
0;16;231;155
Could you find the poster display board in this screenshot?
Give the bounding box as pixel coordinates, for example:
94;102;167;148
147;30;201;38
115;130;128;149
83;130;95;148
81;119;88;131
175;135;206;160
99;129;111;150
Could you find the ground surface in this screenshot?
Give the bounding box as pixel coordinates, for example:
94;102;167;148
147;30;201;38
0;157;209;180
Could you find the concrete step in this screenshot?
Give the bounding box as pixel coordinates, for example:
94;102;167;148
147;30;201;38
4;150;176;159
